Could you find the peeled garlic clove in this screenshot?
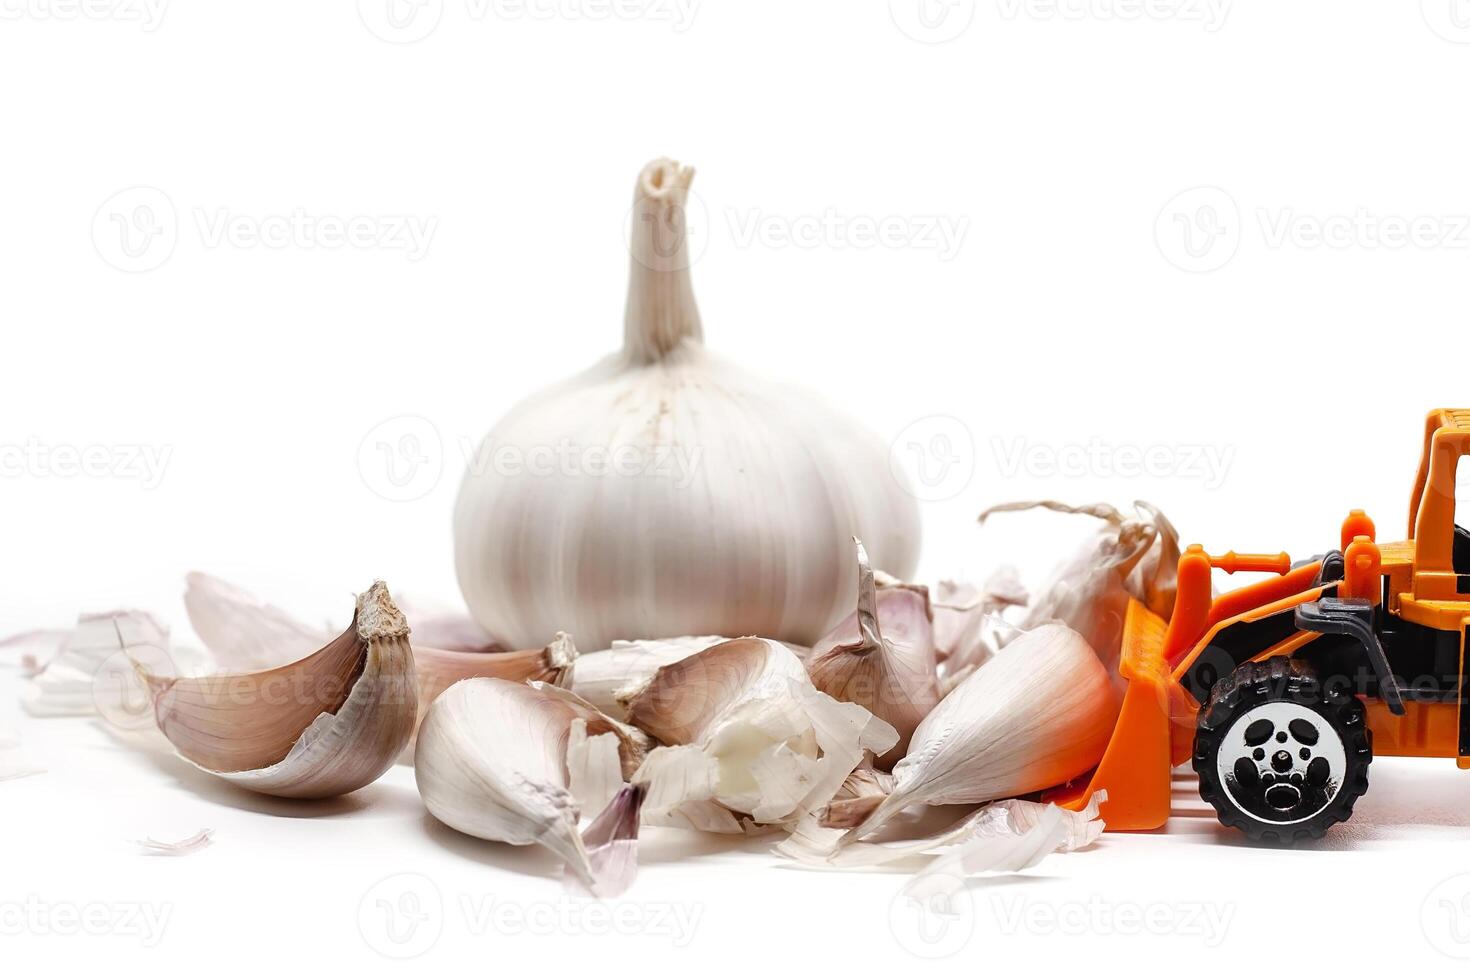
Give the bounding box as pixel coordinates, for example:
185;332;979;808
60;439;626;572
844;624;1117;843
414;677;646;889
805;540;939;768
184;572;330;672
567;635;725;720
626;637;897;826
140;582;417;799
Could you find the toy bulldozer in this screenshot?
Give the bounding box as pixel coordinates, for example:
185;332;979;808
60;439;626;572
1053;408;1470;842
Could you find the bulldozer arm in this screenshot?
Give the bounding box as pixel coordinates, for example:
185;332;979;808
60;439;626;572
1048;598;1194;830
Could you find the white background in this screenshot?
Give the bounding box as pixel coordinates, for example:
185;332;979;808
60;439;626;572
5;0;1470;973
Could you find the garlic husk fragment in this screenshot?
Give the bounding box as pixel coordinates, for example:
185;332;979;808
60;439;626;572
563;783;646;899
184;572;330;672
453;157;921;651
931;567;1028;671
805;540;939;769
414;678;647;889
22;610;183;719
843;624;1117;843
780;793;1106;888
979;500;1181;677
626;637;897;827
133;829;214;855
817;766;897;829
140;582;417;799
568;635;725;720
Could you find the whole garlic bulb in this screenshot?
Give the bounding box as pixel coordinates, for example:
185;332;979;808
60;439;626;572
455;159;921;650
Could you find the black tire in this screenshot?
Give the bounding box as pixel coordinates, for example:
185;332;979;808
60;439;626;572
1193;657;1371;843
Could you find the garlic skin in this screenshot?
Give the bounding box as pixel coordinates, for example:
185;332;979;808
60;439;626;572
414;678;646;889
454;158;921;650
624;637;897;826
805;540;939;768
844;624;1117;843
140;582;418;799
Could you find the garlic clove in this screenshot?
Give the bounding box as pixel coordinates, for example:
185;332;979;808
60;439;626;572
626;637;897;827
979;499;1182;677
413;632;576;728
842;624;1117;843
183;572;330;672
396;595;504;653
805;540;940;768
414;677;646;889
139;581;417;799
567;635;725;720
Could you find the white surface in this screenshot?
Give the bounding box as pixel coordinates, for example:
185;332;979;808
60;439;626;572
5;1;1470;972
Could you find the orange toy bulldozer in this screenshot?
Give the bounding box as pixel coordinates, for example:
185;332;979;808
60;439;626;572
1051;408;1470;842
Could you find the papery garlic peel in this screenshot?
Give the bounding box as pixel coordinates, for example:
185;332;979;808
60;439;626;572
805;540;939;769
454;158;921;650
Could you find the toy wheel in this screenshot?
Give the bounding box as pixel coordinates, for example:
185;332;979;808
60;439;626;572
1193;657;1371;843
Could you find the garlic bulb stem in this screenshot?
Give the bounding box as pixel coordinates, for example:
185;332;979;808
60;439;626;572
623;158;702;364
